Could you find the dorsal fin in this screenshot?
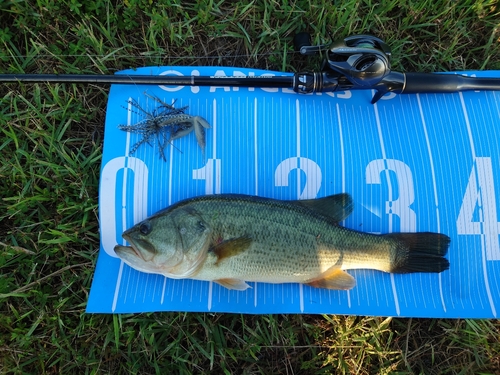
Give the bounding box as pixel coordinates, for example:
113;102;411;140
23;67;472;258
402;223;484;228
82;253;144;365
294;193;353;223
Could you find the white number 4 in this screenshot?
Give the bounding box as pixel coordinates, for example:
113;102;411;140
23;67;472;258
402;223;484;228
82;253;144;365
456;157;500;260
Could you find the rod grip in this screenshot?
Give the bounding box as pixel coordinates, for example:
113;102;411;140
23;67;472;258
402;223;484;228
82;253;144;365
403;73;463;93
404;72;500;94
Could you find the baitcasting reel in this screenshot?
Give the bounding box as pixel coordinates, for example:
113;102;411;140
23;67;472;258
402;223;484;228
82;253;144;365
293;33;405;102
296;33;392;87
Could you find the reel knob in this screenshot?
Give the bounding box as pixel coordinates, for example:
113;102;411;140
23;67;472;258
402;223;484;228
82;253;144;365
294;32;332;56
293;32;313;55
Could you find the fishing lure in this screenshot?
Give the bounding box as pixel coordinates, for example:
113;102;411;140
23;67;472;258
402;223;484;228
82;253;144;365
118;93;210;161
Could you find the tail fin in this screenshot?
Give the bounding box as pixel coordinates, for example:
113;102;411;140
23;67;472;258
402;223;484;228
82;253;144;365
384;233;450;274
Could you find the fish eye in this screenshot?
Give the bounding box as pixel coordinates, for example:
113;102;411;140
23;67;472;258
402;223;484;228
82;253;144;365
198;221;205;230
139;221;152;235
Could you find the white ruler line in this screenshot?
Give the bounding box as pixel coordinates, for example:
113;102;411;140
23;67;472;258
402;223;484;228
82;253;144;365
124;266;131;304
159;101;176;306
112;97;134;312
151;275;157;303
143;274;149;303
459;92;496;317
254;97;258;195
336;103;351;309
296;99;301;195
112;261;124;312
190;279;194;303
161;277;167;304
168;133;174;205
170;280;175;302
122;100;132;233
207;282;213;311
337;104;346;195
416;96;440;209
124;96;132;160
460;93;477;158
179;280;185;302
207;99;218;311
373;99;401;316
134;271;140;304
299;284;304;312
138;154;149;303
213;98;217;159
297;99;305;312
417;94;447;313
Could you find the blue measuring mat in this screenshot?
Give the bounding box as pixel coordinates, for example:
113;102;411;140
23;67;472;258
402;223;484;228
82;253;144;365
87;66;500;318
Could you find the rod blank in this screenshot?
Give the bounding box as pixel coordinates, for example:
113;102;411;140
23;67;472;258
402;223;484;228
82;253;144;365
0;73;294;88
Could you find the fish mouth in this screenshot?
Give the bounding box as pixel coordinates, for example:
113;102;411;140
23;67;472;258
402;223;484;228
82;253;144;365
121;233;157;259
114;244;145;261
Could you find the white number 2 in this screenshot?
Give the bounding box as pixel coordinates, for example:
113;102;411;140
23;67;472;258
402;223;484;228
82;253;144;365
457;157;500;261
275;157;322;199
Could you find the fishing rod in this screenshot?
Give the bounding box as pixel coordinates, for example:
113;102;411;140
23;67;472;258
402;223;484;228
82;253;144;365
1;33;500;103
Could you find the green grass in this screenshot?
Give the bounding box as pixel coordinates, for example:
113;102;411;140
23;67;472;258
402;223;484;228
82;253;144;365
1;0;499;373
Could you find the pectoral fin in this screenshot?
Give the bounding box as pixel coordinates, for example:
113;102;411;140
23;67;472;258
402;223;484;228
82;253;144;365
215;278;251;291
305;267;356;290
212;235;252;265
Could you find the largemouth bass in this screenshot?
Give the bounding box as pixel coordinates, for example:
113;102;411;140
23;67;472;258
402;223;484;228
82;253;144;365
114;194;450;290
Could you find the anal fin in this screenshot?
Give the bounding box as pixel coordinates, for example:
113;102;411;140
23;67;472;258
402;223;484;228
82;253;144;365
215;278;251;291
305;267;356;290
